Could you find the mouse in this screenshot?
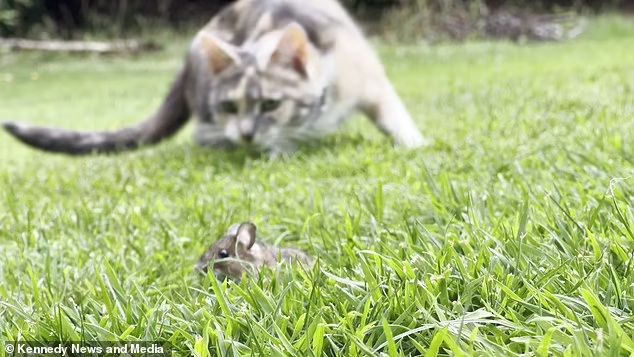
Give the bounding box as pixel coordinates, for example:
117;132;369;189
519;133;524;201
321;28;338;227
196;222;315;280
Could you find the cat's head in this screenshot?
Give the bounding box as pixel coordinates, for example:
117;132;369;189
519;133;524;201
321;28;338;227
196;22;333;153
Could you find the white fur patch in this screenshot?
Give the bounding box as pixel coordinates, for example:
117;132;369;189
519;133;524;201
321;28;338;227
224;120;242;142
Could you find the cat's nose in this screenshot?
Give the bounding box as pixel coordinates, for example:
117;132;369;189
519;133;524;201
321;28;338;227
239;120;255;143
240;131;254;142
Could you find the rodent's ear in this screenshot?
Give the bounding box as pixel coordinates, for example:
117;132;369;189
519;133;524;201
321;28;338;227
236;222;257;250
225;223;241;236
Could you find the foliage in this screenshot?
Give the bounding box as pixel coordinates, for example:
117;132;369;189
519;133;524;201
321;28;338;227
0;0;46;37
379;0;589;43
0;16;633;356
0;0;232;38
0;0;630;39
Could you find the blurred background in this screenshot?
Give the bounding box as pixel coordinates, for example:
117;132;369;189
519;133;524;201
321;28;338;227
1;0;632;43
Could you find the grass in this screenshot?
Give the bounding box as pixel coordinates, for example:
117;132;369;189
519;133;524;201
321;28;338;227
1;15;633;357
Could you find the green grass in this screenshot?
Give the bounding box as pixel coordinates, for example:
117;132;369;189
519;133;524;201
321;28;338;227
1;16;634;357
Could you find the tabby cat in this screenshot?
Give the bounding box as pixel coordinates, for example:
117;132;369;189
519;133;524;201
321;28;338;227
3;0;427;155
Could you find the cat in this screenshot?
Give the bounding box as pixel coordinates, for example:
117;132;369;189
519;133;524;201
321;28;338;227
2;0;428;156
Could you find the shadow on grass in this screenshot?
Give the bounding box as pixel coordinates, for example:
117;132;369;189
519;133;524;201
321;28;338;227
139;132;374;168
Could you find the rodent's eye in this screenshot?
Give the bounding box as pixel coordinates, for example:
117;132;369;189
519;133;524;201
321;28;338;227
217;249;230;259
261;99;281;112
219;101;239;114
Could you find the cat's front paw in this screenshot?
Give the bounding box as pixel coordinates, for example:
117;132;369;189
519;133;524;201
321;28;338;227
395;130;432;149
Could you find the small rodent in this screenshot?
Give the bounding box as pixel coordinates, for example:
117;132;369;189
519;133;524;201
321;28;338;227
196;222;315;280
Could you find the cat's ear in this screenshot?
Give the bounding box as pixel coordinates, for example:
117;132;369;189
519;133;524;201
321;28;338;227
236;222;257;250
200;34;241;74
259;22;315;78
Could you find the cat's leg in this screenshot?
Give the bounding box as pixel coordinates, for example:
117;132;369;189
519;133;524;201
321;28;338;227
358;77;429;148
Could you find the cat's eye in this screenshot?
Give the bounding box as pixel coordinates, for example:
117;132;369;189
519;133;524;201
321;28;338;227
219;101;239;114
218;249;230;259
261;99;281;112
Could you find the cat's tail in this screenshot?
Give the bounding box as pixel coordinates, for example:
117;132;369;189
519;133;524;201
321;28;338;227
2;63;192;156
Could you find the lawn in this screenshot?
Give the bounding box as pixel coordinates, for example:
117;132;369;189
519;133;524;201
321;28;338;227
0;16;633;356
